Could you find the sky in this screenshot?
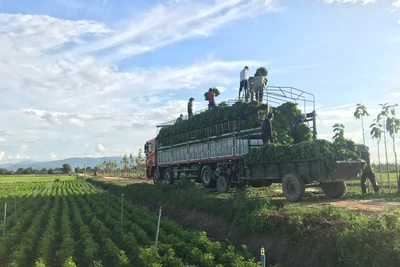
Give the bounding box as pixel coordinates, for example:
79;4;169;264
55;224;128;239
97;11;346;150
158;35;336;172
0;0;399;164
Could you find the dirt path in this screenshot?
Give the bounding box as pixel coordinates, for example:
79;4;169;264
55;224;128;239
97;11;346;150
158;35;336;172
96;176;153;184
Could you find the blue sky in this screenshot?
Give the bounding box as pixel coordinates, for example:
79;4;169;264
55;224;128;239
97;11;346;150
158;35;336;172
0;0;399;164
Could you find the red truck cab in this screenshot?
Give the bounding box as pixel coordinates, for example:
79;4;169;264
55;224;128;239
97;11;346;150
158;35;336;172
144;138;157;179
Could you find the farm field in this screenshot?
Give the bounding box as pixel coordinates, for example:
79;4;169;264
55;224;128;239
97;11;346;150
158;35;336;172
89;176;400;267
0;177;260;267
0;175;75;183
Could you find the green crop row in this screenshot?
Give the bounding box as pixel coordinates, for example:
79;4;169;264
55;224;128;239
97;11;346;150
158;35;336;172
0;178;259;266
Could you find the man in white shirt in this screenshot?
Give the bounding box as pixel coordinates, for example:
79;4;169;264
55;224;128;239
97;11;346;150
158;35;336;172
239;66;249;100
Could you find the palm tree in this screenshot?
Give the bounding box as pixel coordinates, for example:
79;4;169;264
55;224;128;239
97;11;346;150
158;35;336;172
332;123;345;141
129;153;135;178
377;103;391;192
370;120;384;190
385;104;400;191
354;103;369;145
122;155;129;177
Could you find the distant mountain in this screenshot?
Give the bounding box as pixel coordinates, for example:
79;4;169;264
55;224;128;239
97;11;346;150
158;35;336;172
0;156;135;171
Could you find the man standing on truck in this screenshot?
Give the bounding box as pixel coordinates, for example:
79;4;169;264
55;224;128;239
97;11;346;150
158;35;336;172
358;145;380;194
291;114;306;144
253;70;267;102
239;66;249;100
188;97;194;119
208;88;216;110
261;112;274;144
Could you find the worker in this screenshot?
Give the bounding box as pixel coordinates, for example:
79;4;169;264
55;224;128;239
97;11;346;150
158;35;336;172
176;114;183;123
261;112;274;144
253;70;267;102
188;97;194;119
208;88;216;110
246;76;254;102
291;114;306;144
239;66;249;100
358;145;380;194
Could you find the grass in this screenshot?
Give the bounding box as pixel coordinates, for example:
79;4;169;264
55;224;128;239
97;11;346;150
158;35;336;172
87;176;400;267
0;175;76;183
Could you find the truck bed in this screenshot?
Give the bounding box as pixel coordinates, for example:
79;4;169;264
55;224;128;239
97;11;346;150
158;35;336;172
244;160;365;183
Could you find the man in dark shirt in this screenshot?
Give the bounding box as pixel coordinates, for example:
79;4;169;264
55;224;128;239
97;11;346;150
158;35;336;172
291;114;306;144
188;97;194;119
261;112;274;144
358;145;380;194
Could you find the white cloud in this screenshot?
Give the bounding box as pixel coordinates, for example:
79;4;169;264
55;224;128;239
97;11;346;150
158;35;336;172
8;155;12;160
0;152;4;160
0;137;5;142
388;92;400;98
50;152;57;160
67;0;279;60
393;0;400;8
323;0;375;4
95;144;107;153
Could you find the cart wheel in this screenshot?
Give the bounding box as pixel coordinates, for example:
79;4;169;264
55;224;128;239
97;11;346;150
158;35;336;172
321;181;346;198
152;170;160;185
216;175;231;193
201;165;216;188
282;173;305;202
163;168;174;185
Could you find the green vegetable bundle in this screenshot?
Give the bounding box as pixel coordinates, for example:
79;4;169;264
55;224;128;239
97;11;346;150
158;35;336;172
244;139;361;176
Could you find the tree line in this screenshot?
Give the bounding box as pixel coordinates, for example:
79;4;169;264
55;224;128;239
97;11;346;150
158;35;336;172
0;150;147;178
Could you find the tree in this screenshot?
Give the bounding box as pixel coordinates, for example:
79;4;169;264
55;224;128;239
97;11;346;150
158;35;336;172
135;149;146;178
122;154;129;177
377;103;392;191
75;167;81;173
385;104;400;191
354;103;369;145
332;123;345;142
16;168;24;175
41;168;47;174
0;168;8;175
129;153;135;178
62;164;72;174
370;120;384;189
48;168;55;175
23;167;32;175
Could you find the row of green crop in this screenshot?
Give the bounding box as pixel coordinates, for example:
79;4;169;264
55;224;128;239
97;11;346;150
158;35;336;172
0;179;260;266
88;178;400;267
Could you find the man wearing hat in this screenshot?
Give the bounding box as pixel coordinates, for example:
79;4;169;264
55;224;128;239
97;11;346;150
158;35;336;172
188;97;194;119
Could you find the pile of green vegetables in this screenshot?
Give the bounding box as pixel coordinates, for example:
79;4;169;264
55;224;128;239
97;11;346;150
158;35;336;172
157;101;314;146
244;139;361;176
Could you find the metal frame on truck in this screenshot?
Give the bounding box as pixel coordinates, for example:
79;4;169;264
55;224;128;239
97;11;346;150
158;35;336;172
144;86;365;202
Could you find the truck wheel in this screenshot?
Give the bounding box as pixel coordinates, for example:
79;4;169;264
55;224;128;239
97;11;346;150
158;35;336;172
164;168;174;185
201;165;216;188
152;170;160;184
282;173;305;202
216;175;230;193
321;181;346;198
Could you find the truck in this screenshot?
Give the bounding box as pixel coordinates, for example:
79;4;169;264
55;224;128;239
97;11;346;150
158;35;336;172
144;86;365;202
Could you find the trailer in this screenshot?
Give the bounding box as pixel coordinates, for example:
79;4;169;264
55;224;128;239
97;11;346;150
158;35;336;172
144;86;365;202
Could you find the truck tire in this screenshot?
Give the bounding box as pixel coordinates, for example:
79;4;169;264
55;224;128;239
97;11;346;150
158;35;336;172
201;165;216;188
163;168;174;185
152;169;160;184
216;175;230;193
321;181;346;198
282;173;305;202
